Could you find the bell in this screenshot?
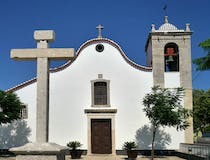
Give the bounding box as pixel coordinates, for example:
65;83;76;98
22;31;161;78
167;55;174;62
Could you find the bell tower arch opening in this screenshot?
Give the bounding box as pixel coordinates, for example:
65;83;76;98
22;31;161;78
164;42;179;72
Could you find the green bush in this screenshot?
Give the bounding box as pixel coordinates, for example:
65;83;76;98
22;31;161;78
67;141;82;150
122;141;137;151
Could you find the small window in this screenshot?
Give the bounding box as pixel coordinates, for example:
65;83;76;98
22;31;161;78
164;43;179;72
20;105;28;119
94;82;107;105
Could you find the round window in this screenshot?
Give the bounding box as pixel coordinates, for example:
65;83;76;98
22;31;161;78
95;44;104;52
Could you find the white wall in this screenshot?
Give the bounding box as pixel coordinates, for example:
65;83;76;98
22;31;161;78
164;72;180;88
14;40;184;149
15;83;36;142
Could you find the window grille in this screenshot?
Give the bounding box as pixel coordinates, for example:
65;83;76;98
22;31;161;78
20;105;28;119
94;82;107;105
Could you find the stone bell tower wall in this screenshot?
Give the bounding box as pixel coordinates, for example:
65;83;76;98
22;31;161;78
147;31;193;143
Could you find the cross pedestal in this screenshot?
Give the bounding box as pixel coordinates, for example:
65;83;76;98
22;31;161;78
10;30;75;160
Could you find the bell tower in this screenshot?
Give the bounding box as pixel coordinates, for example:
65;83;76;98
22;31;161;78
145;16;193;143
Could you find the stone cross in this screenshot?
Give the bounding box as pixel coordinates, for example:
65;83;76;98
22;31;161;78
96;24;104;38
11;30;75;143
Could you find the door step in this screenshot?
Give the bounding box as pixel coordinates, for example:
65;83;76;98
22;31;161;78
84;154;118;160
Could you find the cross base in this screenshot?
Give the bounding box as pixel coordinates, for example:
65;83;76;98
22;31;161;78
10;142;68;160
15;154;65;160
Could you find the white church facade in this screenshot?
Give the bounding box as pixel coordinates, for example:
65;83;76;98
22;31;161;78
7;16;193;154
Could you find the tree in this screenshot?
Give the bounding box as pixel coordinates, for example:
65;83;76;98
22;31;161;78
193;39;210;71
0;90;24;125
193;89;210;136
142;86;191;160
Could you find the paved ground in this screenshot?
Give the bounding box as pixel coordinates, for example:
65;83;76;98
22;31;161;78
0;155;186;160
78;155;185;160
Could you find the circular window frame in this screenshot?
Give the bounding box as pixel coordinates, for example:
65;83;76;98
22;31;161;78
95;44;104;52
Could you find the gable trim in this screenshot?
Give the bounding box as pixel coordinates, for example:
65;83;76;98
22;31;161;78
6;38;152;93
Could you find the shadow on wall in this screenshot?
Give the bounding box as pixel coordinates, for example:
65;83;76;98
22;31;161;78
0;120;31;149
135;124;171;149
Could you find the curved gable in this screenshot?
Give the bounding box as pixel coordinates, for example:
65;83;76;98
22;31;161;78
6;38;152;92
52;38;152;72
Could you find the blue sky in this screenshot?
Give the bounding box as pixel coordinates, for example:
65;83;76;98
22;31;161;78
0;0;209;91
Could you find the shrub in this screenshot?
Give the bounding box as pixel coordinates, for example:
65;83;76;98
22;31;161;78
122;141;137;151
67;141;82;150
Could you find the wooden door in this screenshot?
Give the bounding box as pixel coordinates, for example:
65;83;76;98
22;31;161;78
91;119;112;154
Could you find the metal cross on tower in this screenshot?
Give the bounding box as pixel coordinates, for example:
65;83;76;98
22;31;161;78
163;4;167;16
96;24;104;38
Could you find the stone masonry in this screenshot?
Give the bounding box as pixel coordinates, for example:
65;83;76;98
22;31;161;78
10;30;75;160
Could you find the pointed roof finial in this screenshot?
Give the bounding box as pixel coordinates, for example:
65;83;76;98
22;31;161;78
185;23;191;31
96;24;104;38
164;16;168;23
151;24;156;32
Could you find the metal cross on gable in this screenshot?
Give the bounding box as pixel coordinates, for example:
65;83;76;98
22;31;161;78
96;24;104;38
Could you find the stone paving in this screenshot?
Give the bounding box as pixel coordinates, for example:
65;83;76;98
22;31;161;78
66;155;186;160
0;155;185;160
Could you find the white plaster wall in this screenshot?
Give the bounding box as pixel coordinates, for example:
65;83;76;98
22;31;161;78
15;83;37;142
164;72;184;149
164;72;180;88
14;40;184;149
